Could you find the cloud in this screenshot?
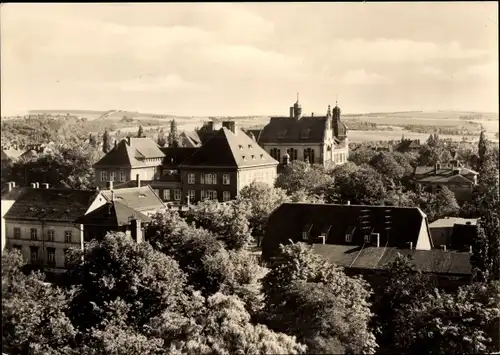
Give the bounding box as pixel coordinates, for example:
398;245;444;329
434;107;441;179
329;38;489;63
340;69;389;85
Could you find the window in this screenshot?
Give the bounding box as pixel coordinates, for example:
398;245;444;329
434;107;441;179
364;235;371;243
13;244;22;251
30;246;39;264
30;228;37;240
188;190;195;202
242;156;246;161
251;155;255;160
205;174;213;184
345;234;352;243
205;190;217;200
201;190;205;200
163;189;170;201
119;172;126;182
174;189;182;201
47;247;56;265
223;174;230;185
223;191;231;202
109;172;116;182
13;227;20;239
248;144;253;149
47;230;55;242
302;232;308;240
100;171;108;182
188;173;195;184
200;174;205;184
270;148;281;162
64;231;72;243
154;189;160;197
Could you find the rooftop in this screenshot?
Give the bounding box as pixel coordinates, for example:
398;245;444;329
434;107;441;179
429;217;478;229
100;186;165;212
75;201;152;227
414;165;478;184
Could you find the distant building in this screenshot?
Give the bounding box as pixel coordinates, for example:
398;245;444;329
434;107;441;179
412;159;478;203
247;96;349;167
429;217;477;251
93;121;279;205
396;138;421;152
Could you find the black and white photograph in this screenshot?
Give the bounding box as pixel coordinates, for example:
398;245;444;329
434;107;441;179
1;2;499;354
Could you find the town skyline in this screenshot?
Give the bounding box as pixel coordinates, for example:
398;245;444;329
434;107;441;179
1;2;498;116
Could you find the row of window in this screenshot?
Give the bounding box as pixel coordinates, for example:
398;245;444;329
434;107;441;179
101;171;127;182
154;189;231;202
334;152;346;163
12;245;70;267
13;228;73;243
187;173;231;185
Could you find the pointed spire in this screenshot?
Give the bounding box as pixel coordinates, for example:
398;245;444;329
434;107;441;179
296;92;299;104
335;93;338;107
327;105;332;116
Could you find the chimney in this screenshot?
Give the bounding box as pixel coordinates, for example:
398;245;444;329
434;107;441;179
469;245;473;253
107;181;113;191
127;136;131;145
136;174;141;188
7;182;13;192
207;121;215;131
374;233;380;247
35;182;40;188
130;219;143;244
311;112;314;117
409;241;413;250
318;235;326;244
346;200;351;205
441;245;447;252
222;121;237;134
41;183;49;189
434;163;439;174
30;182;37;188
289;107;294;118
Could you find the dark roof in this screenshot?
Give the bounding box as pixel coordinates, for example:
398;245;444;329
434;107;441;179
1;185;28;200
312;244;471;275
75;201;151;227
93;138;165;168
180;127;278;168
258;116;329;143
4;188;98;222
100;186;165;212
197;130;218;145
262;202;430;260
414;166;478;184
160;147;198;167
450;224;476;251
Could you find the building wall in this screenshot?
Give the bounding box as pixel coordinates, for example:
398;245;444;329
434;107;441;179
430;227;453;248
261;142;348;167
180;167;239;204
415;220;432;250
417;181;474;203
237;165;277;191
1;200;16;251
4;219;84;272
94;166;159;188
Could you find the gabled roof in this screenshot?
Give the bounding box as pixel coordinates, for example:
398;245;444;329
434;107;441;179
4;188;98;222
160;147;198;168
1;148;23;161
413;166;478;184
263;203;430;260
179;131;202;147
429;217;477;229
312;244;471;276
100;186;165;212
75;201;151;227
93;138;165;168
180;127;278;168
258;116;329;143
128;138;165;159
1;186;28;200
93;140;143;167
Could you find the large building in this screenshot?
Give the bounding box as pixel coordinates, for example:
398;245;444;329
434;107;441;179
412;159;478;204
93;121;279;205
247;96;349;167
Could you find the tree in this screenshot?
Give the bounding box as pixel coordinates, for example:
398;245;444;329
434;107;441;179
397;283;500;354
371;254;435;354
88;134;97;147
424;186;460;222
168;120;180;148
275;160;333;196
148;292;307;355
137;125;144;138
262;243;377;354
157;128;166;147
369;152;406;183
2;249;76;355
348;147;378;166
184;199;253;250
102;129;112;153
202;249;267;315
66;232;187;332
477;130;488;172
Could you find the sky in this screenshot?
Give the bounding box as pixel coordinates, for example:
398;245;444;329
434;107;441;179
1;2;498;116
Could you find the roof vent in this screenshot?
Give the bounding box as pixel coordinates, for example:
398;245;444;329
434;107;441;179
139;194;146;198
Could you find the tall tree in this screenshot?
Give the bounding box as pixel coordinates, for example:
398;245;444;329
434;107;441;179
137;125;144;138
167;119;180;148
156;128;166;147
102;129;112;153
262;243;377;354
477;130;488;172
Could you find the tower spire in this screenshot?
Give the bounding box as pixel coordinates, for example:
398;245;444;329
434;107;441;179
296;92;299;103
335;93;338;106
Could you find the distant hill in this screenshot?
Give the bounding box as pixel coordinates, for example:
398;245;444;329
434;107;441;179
27;109;195;121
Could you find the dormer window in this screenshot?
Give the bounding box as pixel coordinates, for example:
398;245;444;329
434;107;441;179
251;155;255;160
260;154;264;159
239;145;243;150
364;234;371;243
242;156;246;161
302;224;313;241
248;144;253;149
345;234;352;243
345;226;355;243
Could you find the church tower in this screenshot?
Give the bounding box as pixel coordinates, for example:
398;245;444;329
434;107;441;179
332;99;345;139
290;93;302;120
